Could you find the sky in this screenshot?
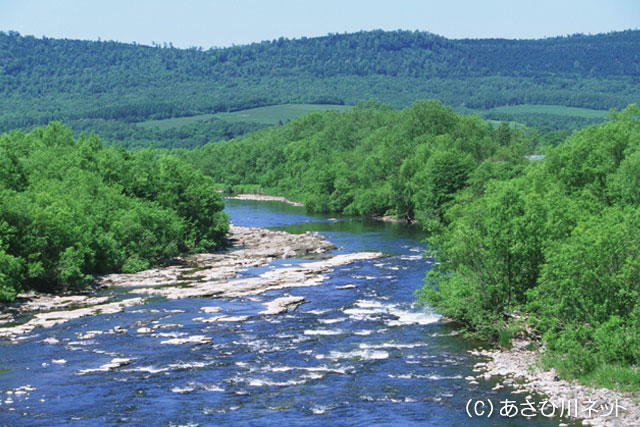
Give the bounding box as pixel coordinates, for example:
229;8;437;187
0;0;638;48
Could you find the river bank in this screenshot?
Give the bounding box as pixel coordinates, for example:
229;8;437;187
0;225;381;341
466;340;640;426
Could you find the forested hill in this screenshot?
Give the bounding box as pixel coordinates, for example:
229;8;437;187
0;29;638;134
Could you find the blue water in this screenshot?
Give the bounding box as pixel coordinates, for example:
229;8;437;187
0;200;578;426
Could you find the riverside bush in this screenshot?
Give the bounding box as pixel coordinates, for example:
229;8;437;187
0;123;228;301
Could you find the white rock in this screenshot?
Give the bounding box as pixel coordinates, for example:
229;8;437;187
77;357;134;375
260;296;306;315
194;315;248;323
160;335;212;345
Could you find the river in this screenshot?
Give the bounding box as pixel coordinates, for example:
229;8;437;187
0;199;578;426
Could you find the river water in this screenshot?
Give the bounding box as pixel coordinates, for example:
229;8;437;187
0;200;577;426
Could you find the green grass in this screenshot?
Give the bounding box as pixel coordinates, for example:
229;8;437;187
497;327;514;348
578;364;640;393
137;104;351;130
213;104;351;125
543;353;640;393
489;104;610;119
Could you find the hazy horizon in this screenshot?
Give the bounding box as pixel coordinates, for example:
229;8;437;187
3;26;638;50
0;0;638;49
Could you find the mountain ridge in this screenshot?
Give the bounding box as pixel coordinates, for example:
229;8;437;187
0;29;638;134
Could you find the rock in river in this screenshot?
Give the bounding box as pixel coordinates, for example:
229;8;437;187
260;296;306;315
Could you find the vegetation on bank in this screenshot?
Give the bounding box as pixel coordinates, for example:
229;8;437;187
417;104;640;389
0;123;228;302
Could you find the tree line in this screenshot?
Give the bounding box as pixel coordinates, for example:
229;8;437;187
1;29;638;135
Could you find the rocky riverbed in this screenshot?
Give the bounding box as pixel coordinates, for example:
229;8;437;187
0;225;381;341
466;340;640;427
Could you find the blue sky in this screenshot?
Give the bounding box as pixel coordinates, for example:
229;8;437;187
0;0;638;48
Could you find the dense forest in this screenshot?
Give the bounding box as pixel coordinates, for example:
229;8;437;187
183;101;640;389
0;123;228;301
1;29;638;141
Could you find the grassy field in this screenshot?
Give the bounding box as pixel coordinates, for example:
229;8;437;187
213;104;351;125
489;104;610;119
137;104;351;130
